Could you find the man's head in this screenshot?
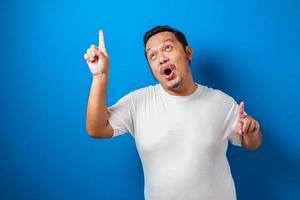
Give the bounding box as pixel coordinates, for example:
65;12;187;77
143;25;195;95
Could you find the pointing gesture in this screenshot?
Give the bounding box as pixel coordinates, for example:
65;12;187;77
84;30;110;76
235;101;260;136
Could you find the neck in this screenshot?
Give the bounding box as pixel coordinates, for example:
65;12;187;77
163;81;197;96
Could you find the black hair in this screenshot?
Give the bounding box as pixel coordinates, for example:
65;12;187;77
143;25;188;48
143;25;190;63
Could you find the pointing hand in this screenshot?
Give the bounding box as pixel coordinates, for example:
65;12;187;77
235;101;260;135
84;30;110;76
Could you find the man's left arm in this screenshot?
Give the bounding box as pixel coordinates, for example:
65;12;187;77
235;101;263;150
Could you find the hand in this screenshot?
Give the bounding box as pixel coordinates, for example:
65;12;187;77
235;101;261;136
84;30;110;76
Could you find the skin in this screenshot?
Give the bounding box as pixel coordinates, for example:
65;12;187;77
145;31;196;96
235;101;263;150
84;30;263;150
84;30;114;138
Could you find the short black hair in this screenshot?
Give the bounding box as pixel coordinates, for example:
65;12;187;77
143;25;190;64
143;25;189;49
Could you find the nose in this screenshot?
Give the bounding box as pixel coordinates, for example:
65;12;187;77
159;54;169;65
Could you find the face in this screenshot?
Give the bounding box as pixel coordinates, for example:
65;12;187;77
145;31;193;94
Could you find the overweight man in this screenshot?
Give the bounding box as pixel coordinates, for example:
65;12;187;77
84;25;262;200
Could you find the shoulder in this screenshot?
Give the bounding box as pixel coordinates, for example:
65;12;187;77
119;84;160;112
198;84;236;105
127;84;160;99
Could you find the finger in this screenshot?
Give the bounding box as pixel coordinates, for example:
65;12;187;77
256;121;260;132
90;48;99;57
248;119;256;133
98;50;107;61
93;48;101;57
87;48;91;55
239;101;245;119
87;48;97;58
90;44;97;49
242;117;251;133
84;53;88;60
99;30;107;54
84;52;95;62
254;121;260;134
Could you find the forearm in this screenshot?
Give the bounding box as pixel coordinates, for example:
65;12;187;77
86;73;109;134
242;128;263;150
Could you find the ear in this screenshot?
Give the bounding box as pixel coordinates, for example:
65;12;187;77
185;46;193;61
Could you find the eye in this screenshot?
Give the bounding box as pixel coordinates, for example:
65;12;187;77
165;45;173;52
149;53;157;60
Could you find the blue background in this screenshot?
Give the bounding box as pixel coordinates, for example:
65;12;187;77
1;0;299;199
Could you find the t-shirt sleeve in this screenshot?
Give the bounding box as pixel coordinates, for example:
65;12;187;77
107;93;135;138
224;99;242;147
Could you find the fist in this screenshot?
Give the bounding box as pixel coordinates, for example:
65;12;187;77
84;30;109;76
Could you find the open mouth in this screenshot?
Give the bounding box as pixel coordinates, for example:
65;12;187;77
161;64;175;75
164;68;172;76
161;64;175;80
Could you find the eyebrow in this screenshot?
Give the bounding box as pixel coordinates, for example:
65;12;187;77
146;38;176;53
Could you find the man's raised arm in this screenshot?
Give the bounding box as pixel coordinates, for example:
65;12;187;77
84;30;113;138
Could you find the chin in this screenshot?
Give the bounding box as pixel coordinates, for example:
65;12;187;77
165;78;182;90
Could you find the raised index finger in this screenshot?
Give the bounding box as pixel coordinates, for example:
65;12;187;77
98;30;107;53
239;101;245;118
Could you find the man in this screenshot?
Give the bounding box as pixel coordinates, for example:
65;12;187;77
84;25;262;200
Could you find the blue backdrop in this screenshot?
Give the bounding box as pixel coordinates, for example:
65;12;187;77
1;0;299;199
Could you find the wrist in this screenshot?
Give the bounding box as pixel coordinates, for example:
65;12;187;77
92;72;109;80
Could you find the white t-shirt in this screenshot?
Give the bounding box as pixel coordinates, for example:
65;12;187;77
108;83;241;200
